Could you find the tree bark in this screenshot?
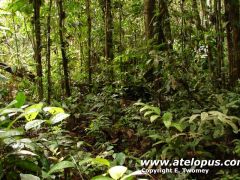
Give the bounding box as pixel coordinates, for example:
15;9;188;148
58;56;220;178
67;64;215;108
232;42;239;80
144;0;155;41
86;0;92;87
192;0;203;30
46;0;52;104
200;0;207;28
157;0;172;49
58;0;71;96
104;0;114;80
33;0;43;100
225;0;240;86
214;0;224;87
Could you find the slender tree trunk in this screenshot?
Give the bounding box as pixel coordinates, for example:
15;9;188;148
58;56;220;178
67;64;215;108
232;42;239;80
86;0;92;87
118;2;123;75
12;14;20;64
202;0;215;83
192;0;203;30
225;0;233;86
46;0;52;104
104;0;114;80
157;0;172;49
214;0;224;87
200;0;207;28
57;0;71;96
33;0;43;100
144;0;155;41
180;0;186;64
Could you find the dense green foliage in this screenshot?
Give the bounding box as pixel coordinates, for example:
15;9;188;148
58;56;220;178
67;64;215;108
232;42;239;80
1;0;240;179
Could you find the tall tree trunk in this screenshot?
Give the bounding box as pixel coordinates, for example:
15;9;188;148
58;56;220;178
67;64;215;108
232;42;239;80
202;0;215;83
214;0;224;87
225;0;240;86
231;0;240;84
192;0;203;30
46;0;52;104
104;0;114;80
180;0;186;64
12;14;20;64
200;0;208;28
157;0;172;49
144;0;155;41
33;0;43;100
86;0;92;87
57;0;71;96
225;0;233;85
118;2;124;75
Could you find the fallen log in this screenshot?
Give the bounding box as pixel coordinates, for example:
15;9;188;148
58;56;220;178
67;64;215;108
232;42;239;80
0;62;35;82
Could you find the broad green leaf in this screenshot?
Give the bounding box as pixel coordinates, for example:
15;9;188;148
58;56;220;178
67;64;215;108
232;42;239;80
91;176;113;180
23;103;43;121
150;115;159;122
149;106;160;115
20;174;40;180
92;158;110;167
48;161;75;175
25;120;45;131
171;122;184;132
140;105;151;113
49;112;70;124
43;107;64;115
144;111;155;117
109;166;127;180
15;92;26;108
162;112;173;129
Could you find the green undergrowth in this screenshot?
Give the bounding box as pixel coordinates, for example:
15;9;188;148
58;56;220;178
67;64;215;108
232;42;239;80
1;89;240;179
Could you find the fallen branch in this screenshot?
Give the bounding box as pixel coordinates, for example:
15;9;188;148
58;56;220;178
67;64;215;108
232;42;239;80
0;62;35;82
